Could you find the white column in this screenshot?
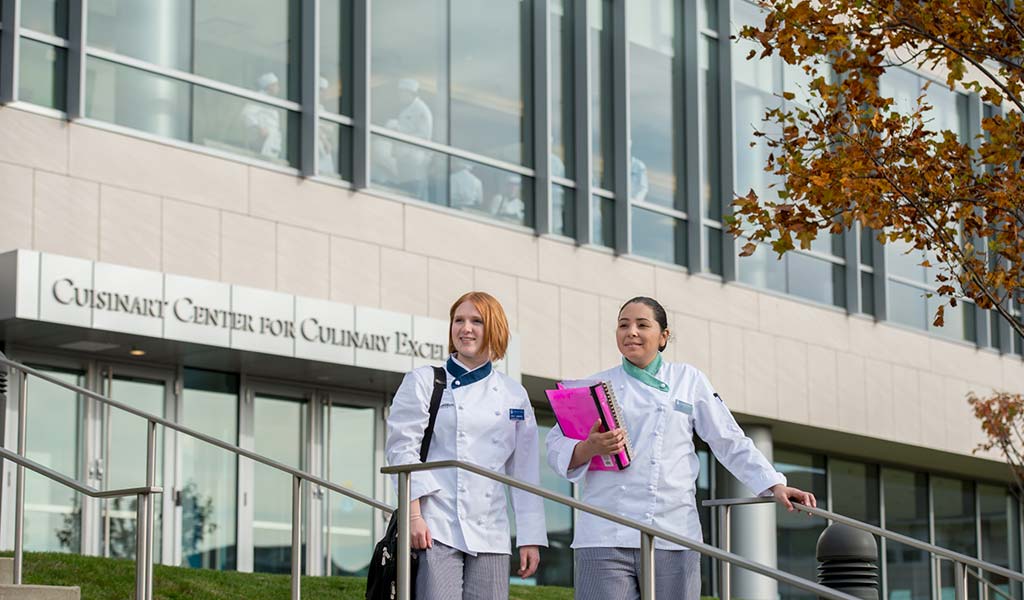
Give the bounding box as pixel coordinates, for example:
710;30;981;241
716;424;778;599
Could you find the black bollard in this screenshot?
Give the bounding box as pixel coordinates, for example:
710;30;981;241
816;522;879;600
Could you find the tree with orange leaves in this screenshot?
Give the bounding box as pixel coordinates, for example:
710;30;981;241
734;0;1024;483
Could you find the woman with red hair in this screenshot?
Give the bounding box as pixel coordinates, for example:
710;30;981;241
385;291;547;599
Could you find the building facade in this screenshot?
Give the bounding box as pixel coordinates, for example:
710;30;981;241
0;0;1021;598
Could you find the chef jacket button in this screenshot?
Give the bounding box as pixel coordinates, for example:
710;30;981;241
645;512;652;519
648;484;655;491
650;459;657;465
492;437;500;444
457;404;464;410
454;381;461;387
492;386;498;391
657;405;665;412
459;431;466;438
494;410;501;416
620;485;626;491
477;518;485;525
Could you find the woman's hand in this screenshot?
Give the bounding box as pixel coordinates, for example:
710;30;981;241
518;545;540;579
569;420;627;469
410;514;432;549
770;484;817;512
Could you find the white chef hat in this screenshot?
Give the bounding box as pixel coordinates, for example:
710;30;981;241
397;78;419;93
257;72;279;90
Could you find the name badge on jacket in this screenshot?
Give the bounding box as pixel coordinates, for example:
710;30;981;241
509;408;525;421
673;399;693;415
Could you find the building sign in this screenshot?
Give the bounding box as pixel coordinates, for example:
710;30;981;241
0;250;520;378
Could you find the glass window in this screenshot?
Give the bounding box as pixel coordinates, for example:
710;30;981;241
738;244;787;294
700;36;721;221
632;206;686;266
449;159;533;227
21;0;68;36
699;0;717;32
884;468;930;600
775;449;828;599
590;0;613;190
195;87;299;167
861;272;876;316
25;367;84;553
552;185;575;238
592;195;614;248
889;280;929;331
629;0;678;208
317;120;353;181
320;0;353;116
180;369;238;570
703;227;723;275
19;39;66;111
933;477;978;600
87;1;193;71
371;134;448;204
695;442;714;596
86;57;192;141
788;253;845;308
551;0;574;179
830;459;880;525
518;422;573;586
326;404;376;576
979;484;1022;598
106;376;166;561
253;394;306;574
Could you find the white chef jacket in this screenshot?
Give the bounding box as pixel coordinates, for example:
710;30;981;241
241;102;282;159
546;360;786;550
386;358;549;555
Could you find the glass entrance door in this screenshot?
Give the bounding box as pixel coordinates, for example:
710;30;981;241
323;397;378;576
99;368;171;561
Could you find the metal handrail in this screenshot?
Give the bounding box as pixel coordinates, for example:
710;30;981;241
0;446;162;499
0;351;395;600
965;563;1016;600
381;459;863;600
704;497;1024;600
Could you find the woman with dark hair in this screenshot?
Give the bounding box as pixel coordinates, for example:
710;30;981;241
386;291;547;599
546;296;815;599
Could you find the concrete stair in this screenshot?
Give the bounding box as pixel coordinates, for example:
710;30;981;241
0;558;80;599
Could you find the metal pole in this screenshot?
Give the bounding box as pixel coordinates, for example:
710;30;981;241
145;420;157;600
397;472;411;600
13;368;28;584
720;505;731;600
640;532;656;599
292;475;301;600
134;492;147;600
954;562;967;600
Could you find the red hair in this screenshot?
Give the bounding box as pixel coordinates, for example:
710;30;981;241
448;291;510;361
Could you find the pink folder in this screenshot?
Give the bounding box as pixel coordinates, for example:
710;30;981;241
546;380;633;471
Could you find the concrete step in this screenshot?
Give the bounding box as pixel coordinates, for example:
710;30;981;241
0;585;80;600
0;558;10;584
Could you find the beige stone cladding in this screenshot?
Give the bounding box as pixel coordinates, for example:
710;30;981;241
1;105;1019;463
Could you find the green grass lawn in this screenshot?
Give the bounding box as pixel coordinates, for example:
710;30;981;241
11;552;574;599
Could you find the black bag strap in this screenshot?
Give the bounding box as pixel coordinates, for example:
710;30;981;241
419;365;447;462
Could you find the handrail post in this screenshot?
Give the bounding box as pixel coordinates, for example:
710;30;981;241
292;475;301;600
719;505;731;600
397;471;411;600
135;492;147;600
954;561;967;600
640;532;656;599
144;420;157;600
13;368;28;585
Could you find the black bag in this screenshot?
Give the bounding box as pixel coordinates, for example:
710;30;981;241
366;366;447;600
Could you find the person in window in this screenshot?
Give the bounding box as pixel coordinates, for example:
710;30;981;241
386;291;547;599
546;296;816;600
450;160;484;211
485;175;525;224
386;78;434;200
317;76;337;175
241;72;283;160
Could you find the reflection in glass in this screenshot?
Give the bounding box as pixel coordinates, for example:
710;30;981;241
933;477;977;600
629;0;678;208
516;423;573;586
775;449;827;598
861;272;875;316
551;0;574;178
590;0;614;189
19;39;66;111
106;377;165;561
371;0;447;144
830;460;879;525
592;196;614;248
181;369;238;570
700;36;721;220
889;281;928;331
979;484;1022;597
927;296;975;342
193;0;299;100
195;87;298;167
632;207;686;266
703;227;723;275
449;159;533;227
21;0;68;36
699;0;717;31
320;0;353;116
25;368;83;553
883;468;930;600
788;253;844;308
738;245;786;294
695;443;714;596
87;0;192;71
86;57;191;141
860;227;875;267
371;134;448;204
450;0;530;165
887;240;927;282
326;405;376;576
317;120;353;181
552;185;575;238
253;395;306;573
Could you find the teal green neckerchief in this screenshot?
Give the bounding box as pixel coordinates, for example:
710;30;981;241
622;353;670;392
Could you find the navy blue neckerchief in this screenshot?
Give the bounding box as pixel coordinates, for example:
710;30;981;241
446;356;493;389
